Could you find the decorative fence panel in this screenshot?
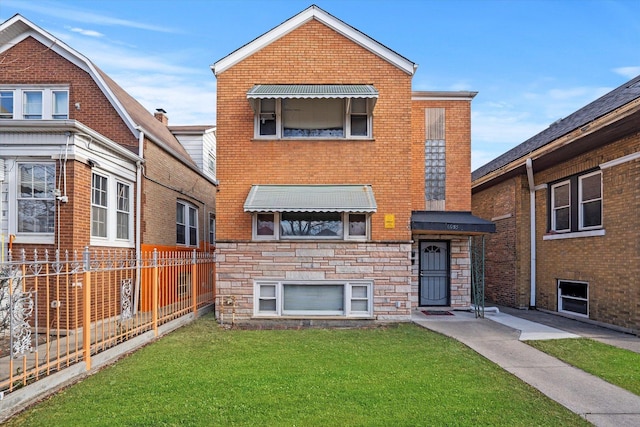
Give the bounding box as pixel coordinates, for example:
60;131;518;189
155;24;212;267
0;248;215;396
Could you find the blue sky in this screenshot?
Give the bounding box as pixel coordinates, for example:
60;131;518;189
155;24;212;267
1;0;639;170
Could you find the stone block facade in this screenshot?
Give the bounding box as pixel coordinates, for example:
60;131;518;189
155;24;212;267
216;241;412;321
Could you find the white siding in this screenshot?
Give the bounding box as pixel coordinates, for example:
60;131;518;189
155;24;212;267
173;129;216;181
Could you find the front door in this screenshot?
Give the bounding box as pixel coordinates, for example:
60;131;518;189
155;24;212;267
419;241;449;306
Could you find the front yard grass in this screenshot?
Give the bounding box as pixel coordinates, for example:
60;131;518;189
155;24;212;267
526;338;640;396
7;316;588;426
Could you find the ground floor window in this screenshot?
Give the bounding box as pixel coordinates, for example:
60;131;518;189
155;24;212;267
558;280;588;317
254;281;373;317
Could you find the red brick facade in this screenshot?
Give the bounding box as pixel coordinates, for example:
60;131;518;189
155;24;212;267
214;8;477;322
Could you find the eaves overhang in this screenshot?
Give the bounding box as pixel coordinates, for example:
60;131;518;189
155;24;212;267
211;5;416;76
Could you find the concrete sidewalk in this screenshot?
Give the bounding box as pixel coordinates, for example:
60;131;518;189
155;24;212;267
412;309;640;427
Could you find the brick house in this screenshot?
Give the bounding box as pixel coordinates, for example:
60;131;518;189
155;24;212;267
0;15;217;324
472;74;640;333
212;5;493;323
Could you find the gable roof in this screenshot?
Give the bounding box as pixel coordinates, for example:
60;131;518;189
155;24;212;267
212;4;416;76
0;14;196;169
473;74;640;183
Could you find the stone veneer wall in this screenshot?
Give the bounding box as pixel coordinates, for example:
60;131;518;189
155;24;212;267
410;235;472;308
216;241;413;322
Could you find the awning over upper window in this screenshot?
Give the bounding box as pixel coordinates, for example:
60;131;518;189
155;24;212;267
411;211;496;235
244;185;377;213
247;84;379;100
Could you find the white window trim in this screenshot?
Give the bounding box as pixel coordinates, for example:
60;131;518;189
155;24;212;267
90;170;134;248
8;160;56;244
177;200;199;247
543;229;605;240
0;87;69;120
208;213;216;245
578;171;602;231
253;280;373;318
557;280;589;318
251;212;370;241
253;98;374;140
550;180;570;232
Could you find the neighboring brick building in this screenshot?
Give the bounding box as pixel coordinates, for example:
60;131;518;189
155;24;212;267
472;74;640;333
0;15;217;324
212;5;493;323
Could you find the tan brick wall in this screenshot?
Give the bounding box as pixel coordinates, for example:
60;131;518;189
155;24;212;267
215;20;413;242
472;176;531;308
533;132;640;332
473;131;640;331
411;100;472;211
141;140;216;249
216;241;412;321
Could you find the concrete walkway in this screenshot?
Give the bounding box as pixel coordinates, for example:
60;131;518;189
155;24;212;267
412;309;640;427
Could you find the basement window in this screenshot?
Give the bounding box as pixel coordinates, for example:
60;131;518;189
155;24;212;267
254;281;373;317
557;280;588;317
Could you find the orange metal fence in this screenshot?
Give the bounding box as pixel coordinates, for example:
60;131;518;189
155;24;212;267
0;247;215;395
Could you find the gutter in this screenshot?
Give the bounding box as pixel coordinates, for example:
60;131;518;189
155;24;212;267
525;158;547;308
133;130;144;315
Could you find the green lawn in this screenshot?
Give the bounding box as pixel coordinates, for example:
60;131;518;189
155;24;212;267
527;338;640;396
7;316;589;426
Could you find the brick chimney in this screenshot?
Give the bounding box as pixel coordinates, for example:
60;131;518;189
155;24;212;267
154;108;168;125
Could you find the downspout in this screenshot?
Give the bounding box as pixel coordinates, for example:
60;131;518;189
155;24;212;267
133;129;144;315
525;158;536;308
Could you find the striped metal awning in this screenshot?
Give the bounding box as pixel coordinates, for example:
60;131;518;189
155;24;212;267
246;84;378;99
244;185;377;213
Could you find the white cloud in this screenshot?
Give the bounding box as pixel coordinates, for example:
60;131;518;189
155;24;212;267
5;0;178;33
111;72;216;125
67;26;103;38
613;66;640;79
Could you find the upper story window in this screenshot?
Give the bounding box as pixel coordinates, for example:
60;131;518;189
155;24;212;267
549;170;602;233
0;87;69;120
91;171;134;246
177;201;198;246
247;85;378;140
1;91;14;119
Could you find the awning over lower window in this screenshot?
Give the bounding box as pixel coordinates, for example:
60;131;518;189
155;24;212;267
244;185;377;213
246;84;379;99
411;211;496;234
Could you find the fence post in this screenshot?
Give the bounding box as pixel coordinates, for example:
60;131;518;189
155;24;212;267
82;246;91;371
152;249;158;336
192;250;197;316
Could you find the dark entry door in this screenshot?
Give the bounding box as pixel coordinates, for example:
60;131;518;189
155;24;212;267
419;241;449;306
